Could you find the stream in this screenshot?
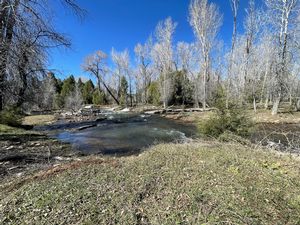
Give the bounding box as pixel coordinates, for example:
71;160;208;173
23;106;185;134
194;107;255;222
36;113;197;156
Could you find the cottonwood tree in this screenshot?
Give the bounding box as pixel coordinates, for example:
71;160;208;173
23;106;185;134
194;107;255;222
175;42;199;105
111;49;133;106
134;38;153;104
243;0;263;111
0;0;83;111
152;17;177;108
189;0;222;109
42;74;57;110
230;0;239;52
265;0;300;115
225;0;240;106
82;50;119;105
255;33;277;109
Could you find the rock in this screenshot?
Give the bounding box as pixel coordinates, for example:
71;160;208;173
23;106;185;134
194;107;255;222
6;146;14;150
16;172;23;177
53;156;72;161
121;108;130;112
144;110;163;115
84;105;94;109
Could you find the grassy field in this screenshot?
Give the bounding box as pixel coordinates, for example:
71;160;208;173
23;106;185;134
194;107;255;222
1;142;300;224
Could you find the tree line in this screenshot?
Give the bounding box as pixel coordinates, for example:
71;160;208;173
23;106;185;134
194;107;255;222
80;0;300;114
1;0;300;115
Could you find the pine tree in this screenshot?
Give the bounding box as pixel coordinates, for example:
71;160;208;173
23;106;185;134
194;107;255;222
92;90;106;105
77;78;84;93
60;75;76;99
82;80;95;104
119;76;128;106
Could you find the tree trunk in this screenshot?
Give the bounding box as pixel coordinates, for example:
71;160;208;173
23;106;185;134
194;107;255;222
253;97;257;113
0;0;20;111
264;93;269;110
296;99;300;111
102;81;119;105
260;62;269;105
272;95;281;115
202;77;206;110
129;82;132;107
16;50;29;107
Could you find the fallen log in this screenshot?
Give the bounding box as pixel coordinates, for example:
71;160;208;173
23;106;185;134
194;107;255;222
144;108;214;115
77;124;97;131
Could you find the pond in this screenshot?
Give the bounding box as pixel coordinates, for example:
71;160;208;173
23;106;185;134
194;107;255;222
37;113;197;156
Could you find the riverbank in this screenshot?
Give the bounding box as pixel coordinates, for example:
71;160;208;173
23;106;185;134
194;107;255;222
1;109;299;183
1;141;300;224
0;124;81;184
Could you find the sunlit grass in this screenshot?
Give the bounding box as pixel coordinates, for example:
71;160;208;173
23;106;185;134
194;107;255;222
22;115;56;126
1;142;300;224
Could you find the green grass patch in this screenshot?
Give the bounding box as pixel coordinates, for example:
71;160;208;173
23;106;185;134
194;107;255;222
0;124;27;134
1;142;300;224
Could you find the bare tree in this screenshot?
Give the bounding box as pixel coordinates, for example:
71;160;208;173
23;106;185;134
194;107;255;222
230;0;240;52
42;74;56;110
176;41;199;105
189;0;223;109
65;83;83;112
134;38;153;104
225;0;240;107
111;49;133;107
0;0;83;111
243;0;263;111
265;0;299;115
152;17;177;109
82;51;119;105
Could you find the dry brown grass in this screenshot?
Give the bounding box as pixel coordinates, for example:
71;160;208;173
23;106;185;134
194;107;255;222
22;115;56;126
1;142;300;224
252;110;300;124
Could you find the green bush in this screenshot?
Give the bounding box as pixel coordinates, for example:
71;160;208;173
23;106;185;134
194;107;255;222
0;107;22;127
198;87;254;138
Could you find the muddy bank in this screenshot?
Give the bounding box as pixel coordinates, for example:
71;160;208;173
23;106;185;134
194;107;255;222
0;132;81;182
250;123;300;154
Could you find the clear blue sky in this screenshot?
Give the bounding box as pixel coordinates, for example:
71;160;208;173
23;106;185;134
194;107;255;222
48;0;262;81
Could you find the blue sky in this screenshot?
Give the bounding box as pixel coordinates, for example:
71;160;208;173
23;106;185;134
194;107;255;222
48;0;261;81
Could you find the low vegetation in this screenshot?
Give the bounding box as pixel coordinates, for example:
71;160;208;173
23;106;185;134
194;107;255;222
0;107;22;128
198;92;254;138
1;142;300;224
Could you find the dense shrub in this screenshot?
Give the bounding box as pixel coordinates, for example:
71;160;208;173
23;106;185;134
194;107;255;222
0;107;22;127
198;87;254;138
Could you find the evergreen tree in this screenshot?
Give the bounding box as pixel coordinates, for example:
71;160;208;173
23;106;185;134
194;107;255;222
92;89;106;105
147;81;161;105
60;75;76;99
119;76;128;106
77;78;84;93
82;80;95;104
56;79;63;94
